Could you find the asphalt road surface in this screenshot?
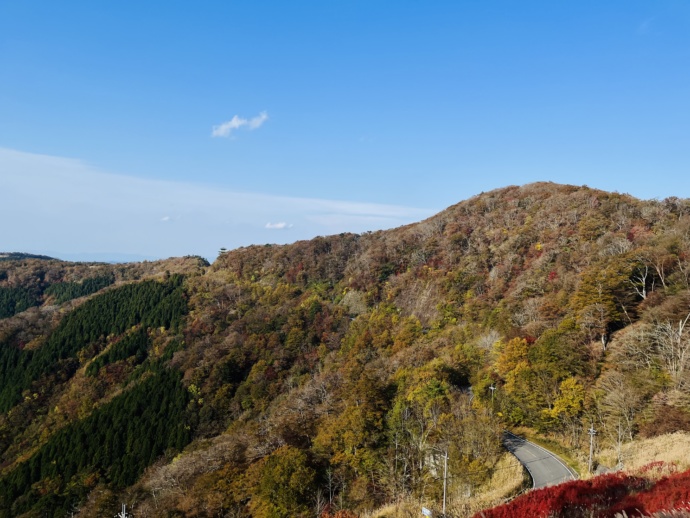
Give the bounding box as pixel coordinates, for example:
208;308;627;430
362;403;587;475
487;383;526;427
503;431;578;488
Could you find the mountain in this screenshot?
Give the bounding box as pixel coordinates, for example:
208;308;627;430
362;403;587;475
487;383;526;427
1;182;690;517
0;253;57;262
46;252;163;263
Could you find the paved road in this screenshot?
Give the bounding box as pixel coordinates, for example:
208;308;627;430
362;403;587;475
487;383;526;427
502;431;578;488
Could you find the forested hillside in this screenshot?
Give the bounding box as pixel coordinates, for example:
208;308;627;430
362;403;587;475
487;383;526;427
2;183;690;517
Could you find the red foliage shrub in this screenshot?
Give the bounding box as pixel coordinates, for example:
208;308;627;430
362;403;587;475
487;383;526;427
475;468;690;518
472;473;648;518
638;461;677;477
612;469;690;517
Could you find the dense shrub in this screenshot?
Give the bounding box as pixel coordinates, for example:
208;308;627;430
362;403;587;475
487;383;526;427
475;467;690;518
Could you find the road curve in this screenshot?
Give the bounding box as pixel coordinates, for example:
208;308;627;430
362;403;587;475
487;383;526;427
502;431;578;488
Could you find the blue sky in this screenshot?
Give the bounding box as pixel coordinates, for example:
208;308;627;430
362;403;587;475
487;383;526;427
1;1;689;261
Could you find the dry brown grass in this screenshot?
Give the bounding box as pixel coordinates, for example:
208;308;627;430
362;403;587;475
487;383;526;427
598;432;690;476
447;453;527;518
364;453;526;518
363;500;423;518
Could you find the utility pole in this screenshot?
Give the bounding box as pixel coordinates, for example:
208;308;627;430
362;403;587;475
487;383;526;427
431;446;450;516
442;448;448;517
489;384;496;406
116;504;129;518
588;425;597;474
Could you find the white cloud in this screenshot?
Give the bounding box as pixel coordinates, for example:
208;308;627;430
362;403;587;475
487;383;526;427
265;222;292;230
248;111;269;130
0;147;436;261
211;116;245;138
211;111;269;138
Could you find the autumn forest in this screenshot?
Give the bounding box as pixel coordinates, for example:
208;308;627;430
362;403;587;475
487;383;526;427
2;183;690;517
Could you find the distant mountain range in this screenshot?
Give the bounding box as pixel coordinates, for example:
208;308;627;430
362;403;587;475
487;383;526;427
0;251;164;263
0;252;57;262
48;251;163;263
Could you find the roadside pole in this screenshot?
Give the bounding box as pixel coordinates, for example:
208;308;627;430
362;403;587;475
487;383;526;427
442;448;448;516
588;425;596;474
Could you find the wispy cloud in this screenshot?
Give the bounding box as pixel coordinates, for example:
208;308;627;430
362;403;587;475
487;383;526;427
265;222;293;230
211;111;269;138
247;111;269;130
0;147;435;261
